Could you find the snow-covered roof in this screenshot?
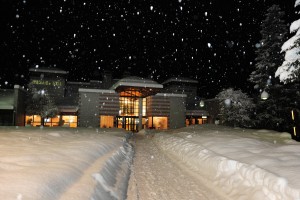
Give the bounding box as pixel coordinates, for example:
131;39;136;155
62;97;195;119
186;109;209;116
110;76;163;90
78;88;116;94
67;81;90;86
29;67;68;75
156;93;187;98
57;105;79;113
162;77;198;85
110;76;163;97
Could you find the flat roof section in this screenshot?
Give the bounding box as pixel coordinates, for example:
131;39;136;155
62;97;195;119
162;77;198;85
110;76;163;97
29;67;68;75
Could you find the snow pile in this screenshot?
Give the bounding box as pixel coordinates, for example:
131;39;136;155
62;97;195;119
91;142;133;200
153;125;300;200
0;127;133;200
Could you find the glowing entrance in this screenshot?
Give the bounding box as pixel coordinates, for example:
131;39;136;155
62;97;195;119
117;91;147;131
111;76;163;131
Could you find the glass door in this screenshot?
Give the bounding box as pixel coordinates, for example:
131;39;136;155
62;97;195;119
116;116;139;131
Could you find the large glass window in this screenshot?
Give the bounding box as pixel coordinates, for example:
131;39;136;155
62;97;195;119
186;117;207;126
44;116;60;127
119;97;146;117
100;116;114;128
26;115;41;126
148;117;168;129
26;115;77;127
61;115;77;127
119;97;138;116
118;90;147;131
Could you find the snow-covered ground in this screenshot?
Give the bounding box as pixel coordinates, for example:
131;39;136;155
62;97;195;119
1;125;300;200
0;127;133;200
147;124;300;200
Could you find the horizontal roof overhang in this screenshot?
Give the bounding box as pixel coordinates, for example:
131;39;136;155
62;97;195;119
29;68;68;74
58;106;78;113
186;109;209;116
116;86;161;98
111;76;163;97
0;105;14;110
162;77;198;85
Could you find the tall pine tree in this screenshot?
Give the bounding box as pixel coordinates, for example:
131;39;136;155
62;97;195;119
249;5;291;131
275;0;300;83
249;4;287;88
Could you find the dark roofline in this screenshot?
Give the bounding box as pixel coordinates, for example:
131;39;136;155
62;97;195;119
29;67;68;75
162;77;198;85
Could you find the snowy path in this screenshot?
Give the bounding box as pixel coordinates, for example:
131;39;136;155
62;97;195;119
58;145;119;200
127;134;225;200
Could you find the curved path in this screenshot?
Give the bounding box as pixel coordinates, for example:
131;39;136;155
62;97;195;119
127;134;224;200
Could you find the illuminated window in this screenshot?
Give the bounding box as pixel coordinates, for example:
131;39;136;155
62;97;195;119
26;115;42;126
186;117;207;126
148;117;168;129
62;115;77;128
44;116;60;127
119;97;146;117
26;115;62;127
142;98;147;116
197;118;207;124
100;116;114;128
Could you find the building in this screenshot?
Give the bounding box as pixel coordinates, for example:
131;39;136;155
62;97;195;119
162;77;213;126
0;85;26;126
0;67;216;131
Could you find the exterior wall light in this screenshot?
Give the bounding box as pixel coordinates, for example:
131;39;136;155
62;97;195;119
199;100;205;107
261;90;269;100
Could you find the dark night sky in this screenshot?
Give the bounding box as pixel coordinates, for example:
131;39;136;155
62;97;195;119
0;0;296;98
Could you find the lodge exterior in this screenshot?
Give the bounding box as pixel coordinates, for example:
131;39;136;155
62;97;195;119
0;67;219;131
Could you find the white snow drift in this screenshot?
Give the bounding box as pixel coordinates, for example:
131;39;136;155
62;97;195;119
153;125;300;200
0;125;300;200
0;127;133;200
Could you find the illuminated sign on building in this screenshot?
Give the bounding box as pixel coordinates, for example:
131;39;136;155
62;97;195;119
31;80;63;87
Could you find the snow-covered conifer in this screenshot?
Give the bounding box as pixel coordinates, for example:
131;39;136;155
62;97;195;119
249;5;287;89
26;83;58;125
275;1;300;83
216;88;255;128
249;5;293;131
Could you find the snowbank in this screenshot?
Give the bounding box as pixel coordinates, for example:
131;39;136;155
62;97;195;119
153;125;300;200
0;127;133;200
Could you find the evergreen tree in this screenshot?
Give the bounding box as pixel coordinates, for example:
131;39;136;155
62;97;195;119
275;1;300;83
249;4;287;88
216;88;255;128
249;5;293;131
26;83;58;126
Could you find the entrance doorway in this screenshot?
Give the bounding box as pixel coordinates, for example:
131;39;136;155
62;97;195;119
117;116;139;132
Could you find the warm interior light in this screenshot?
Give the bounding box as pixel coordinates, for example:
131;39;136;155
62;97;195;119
292;110;295;121
293;127;297;136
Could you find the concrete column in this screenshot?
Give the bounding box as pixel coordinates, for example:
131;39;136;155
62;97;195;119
138;98;143;131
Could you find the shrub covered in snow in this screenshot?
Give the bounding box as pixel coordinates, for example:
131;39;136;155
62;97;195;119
216;88;255;128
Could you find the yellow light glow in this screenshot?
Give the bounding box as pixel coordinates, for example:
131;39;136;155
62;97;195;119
292;110;295;121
